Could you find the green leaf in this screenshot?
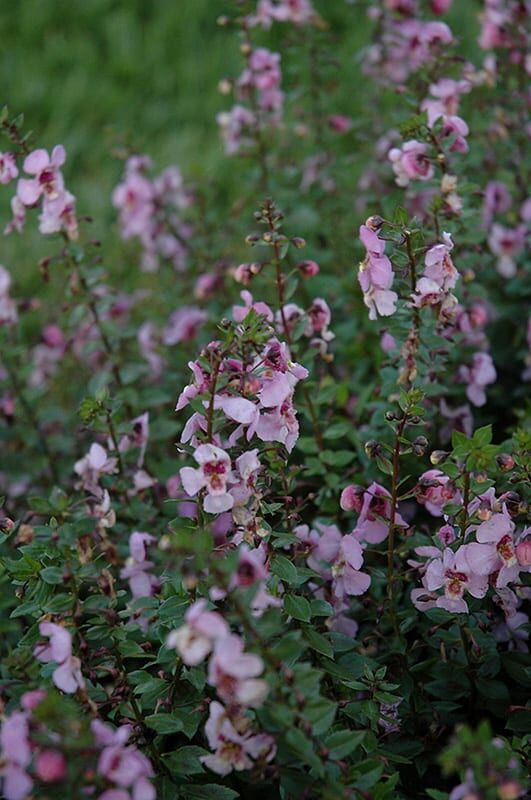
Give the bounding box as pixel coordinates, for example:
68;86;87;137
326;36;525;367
324;729;365;759
284;594;311;622
181;786;239;800
162;746;207;776
271;555;298;584
144;714;184;734
40;566;64;584
303;627;333;659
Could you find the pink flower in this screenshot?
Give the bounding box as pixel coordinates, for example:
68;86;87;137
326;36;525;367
0;711;33;800
328;115;352;133
232;290;274;323
430;0;452;13
35;750;67;783
93;721;155;799
488;223;526;278
180;444;235;513
208;635;268;707
423;546;489;613
34;622;85;693
458;352;496;407
516;537;531;567
358;224;398;320
297;259;320;277
162;306;208;345
388;140;434;186
217;106;257;156
473;514;530;588
17;146;66;205
350;482;407;544
166;599;229;665
331;534;371;600
0;152;18;184
38;189;78;239
120;532;159;600
74;443;118;496
482;181;511;229
201;702;275;776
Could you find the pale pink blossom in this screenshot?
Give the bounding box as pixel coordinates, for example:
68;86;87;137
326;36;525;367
388;140;434;186
458;352;496;407
34;622;85;693
74;443;118;495
0;152;18;184
166;599;229;665
201;702;275;776
180;444;235;513
208;635;268;707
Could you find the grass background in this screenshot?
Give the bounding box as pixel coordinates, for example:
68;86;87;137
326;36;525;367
2;0;480;286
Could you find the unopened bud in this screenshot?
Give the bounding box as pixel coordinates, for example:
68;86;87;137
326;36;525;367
217;15;230;26
262;232;273;243
430;450;449;465
291;237;306;249
297;259;319;277
240;42;252;56
0;517;15;532
496;453;515;472
364;440;380;459
245;233;260;245
412;435;428;456
475;470;488;483
365;215;384;231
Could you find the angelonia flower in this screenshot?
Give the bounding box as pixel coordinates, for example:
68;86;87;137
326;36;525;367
247;0;316;28
113;155;193;272
74;442;118;498
166;600;272;775
458;352;497;407
364;15;453;85
218;48;283;155
7;145;78;240
120;531;160;601
91;719;156;800
388;140;434;187
358;222;398;320
0;152;18;184
33;622;85;694
415;469;461;516
28;325;66;389
411;232;460;315
487;223;526;278
341;481;407;544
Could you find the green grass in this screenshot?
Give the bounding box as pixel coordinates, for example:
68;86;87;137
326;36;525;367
1;0;480;287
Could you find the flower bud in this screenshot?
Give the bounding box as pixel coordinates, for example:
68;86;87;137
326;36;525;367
412;436;428;456
340;484;364;513
475;470;488;483
291;237;306;249
35;750;67;783
364;440;380;459
496;453;515;472
430;450;449;465
245;234;260;245
365;215;384;231
297;259;319;277
240;42;252;56
0;517;15;532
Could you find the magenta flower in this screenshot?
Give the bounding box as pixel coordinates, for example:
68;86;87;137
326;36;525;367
162;306;208;345
34;622;85;694
166;599;229;665
35;750;67;784
93;720;155;800
473;513;530;588
180;444;235;513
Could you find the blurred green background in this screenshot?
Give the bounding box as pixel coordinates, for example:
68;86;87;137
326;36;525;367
2;0;479;283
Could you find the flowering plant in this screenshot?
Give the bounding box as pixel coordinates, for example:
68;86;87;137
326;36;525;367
0;2;530;798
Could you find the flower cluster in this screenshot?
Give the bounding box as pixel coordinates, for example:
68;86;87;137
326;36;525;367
113;155;193;272
5;145;78;239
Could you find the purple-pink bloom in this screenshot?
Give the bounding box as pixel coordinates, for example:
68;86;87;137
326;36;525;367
34;622;85;693
166;599;229;665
